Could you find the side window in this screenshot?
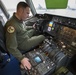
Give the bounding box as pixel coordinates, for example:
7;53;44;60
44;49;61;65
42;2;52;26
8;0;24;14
2;0;33;17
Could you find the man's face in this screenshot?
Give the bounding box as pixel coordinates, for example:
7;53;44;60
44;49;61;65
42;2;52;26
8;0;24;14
21;7;30;21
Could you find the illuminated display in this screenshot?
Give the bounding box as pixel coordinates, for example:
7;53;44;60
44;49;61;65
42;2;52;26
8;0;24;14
57;26;76;50
47;21;55;31
49;22;53;27
34;56;42;63
60;27;76;44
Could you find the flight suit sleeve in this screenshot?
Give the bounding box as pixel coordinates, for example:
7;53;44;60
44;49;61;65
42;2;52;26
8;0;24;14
5;25;24;62
26;26;33;30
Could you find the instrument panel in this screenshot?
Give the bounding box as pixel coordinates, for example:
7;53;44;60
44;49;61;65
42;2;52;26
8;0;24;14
24;14;76;75
25;49;56;75
38;14;76;52
58;26;76;47
43;21;60;37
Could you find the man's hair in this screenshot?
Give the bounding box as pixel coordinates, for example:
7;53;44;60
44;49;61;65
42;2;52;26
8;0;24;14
17;2;29;10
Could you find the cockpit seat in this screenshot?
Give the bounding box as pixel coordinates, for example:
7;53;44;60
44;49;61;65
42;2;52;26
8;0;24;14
0;16;21;75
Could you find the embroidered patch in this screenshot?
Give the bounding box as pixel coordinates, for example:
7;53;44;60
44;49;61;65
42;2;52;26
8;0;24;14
7;26;15;33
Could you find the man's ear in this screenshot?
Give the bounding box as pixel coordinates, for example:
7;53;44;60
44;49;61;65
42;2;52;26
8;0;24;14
19;7;24;14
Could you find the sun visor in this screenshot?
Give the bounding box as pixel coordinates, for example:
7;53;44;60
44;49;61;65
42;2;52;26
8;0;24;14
45;0;68;9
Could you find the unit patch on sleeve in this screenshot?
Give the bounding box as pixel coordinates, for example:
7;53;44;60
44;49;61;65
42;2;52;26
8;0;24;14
7;26;15;33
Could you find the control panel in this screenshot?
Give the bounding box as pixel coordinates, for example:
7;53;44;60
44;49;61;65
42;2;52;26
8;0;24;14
25;39;69;75
25;48;56;75
24;14;76;75
52;16;76;29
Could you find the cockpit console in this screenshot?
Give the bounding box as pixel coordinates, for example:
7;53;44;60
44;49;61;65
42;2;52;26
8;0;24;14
25;14;76;75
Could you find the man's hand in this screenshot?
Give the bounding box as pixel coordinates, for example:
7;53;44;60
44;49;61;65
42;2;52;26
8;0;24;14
21;57;31;70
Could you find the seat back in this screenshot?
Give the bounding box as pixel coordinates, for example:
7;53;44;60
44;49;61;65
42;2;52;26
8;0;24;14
0;16;10;68
0;17;22;75
0;21;6;52
0;16;10;55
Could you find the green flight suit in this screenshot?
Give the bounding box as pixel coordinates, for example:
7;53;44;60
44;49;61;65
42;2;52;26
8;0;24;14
4;13;45;61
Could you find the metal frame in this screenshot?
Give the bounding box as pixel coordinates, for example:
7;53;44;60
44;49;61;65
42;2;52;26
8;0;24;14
25;0;37;16
0;0;10;19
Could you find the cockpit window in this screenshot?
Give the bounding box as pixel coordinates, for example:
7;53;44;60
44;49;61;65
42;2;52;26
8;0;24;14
1;0;33;17
32;0;76;18
32;0;76;10
2;0;26;16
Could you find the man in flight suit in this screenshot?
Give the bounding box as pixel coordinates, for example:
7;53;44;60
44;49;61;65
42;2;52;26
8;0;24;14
4;2;45;70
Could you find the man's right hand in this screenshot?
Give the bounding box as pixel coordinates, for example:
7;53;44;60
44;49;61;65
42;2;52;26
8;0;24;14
21;57;31;70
